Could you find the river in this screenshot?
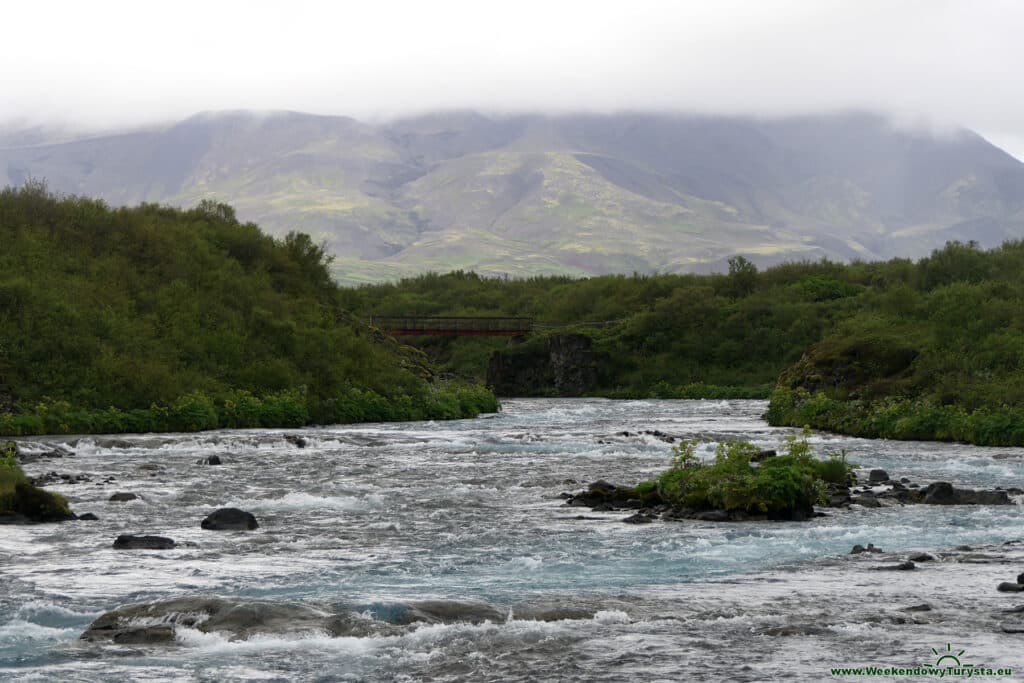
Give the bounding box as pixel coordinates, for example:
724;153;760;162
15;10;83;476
2;399;1024;681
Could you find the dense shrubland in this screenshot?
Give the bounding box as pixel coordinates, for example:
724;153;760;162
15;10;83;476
0;184;497;436
342;244;1024;445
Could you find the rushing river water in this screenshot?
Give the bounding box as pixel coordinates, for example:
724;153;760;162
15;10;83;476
3;398;1024;681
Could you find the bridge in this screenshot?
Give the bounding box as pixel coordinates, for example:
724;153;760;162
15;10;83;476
370;316;534;337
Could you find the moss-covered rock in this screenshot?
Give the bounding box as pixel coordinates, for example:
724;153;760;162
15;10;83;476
1;441;75;523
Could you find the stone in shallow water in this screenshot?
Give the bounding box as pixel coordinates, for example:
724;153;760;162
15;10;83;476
998;582;1024;592
902;603;932;612
850;543;882;554
868;469;889;482
108;492;138;502
80;597;342;644
201;507;258;530
621;513;652;524
872;561;916;571
113;534;176;550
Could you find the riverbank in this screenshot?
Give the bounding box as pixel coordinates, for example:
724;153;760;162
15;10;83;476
0;382;498;437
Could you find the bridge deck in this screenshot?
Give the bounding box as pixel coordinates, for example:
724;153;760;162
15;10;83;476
371;316;533;337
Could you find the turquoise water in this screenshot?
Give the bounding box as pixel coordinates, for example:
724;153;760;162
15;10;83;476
2;399;1023;681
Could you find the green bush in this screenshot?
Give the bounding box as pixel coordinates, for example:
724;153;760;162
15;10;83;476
655;432;853;518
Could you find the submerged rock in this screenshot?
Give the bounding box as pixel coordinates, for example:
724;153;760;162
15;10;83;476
198;455;222;465
903;603;932;612
113;535;176;550
109;492;139;502
80;597;344;644
201;507;258;531
873;561;916;571
77;512;99;521
622;513;653;524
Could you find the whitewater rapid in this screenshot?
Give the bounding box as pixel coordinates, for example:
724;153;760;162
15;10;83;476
2;399;1023;681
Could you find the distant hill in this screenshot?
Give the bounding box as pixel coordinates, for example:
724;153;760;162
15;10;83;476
3;110;1023;282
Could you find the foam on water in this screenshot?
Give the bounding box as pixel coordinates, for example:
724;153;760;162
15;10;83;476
4;398;1024;681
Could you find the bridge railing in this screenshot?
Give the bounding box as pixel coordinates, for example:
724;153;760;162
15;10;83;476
370;316;534;336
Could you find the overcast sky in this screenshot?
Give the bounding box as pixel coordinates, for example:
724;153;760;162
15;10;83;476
2;0;1022;158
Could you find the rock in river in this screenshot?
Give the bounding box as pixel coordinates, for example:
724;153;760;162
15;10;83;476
80;597;344;644
108;492;139;502
113;535;176;550
201;507;258;530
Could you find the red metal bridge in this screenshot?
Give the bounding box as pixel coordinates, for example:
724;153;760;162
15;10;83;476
370;316;534;337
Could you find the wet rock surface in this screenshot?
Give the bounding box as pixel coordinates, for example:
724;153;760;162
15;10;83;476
200;507;258;531
113;535;177;550
80;597;346;644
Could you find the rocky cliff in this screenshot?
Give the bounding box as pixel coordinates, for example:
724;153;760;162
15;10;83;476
486;334;599;397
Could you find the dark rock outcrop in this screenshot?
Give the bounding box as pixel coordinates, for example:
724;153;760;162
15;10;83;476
109;492;139;502
868;469;889;482
198;455;222;465
486;333;601;396
850;544;883;554
113;535;176;550
201;507;258;530
77;512;99;521
998;582;1024;592
921;482;1011;505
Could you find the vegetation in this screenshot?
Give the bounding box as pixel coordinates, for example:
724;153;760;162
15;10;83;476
652;432;853;519
341;240;1024;445
0;183;497;436
1;441;73;520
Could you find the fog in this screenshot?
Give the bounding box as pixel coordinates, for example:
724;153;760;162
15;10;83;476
2;0;1021;157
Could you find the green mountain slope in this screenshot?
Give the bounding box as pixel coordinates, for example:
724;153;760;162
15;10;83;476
2;110;1022;282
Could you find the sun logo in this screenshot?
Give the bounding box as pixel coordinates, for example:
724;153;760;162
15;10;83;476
924;643;973;669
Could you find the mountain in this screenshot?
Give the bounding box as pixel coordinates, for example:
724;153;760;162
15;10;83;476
2;110;1023;282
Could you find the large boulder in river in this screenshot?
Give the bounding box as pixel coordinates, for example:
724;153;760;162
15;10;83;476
80;597;345;644
868;469;889;483
201;507;258;530
921;482;1011;505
